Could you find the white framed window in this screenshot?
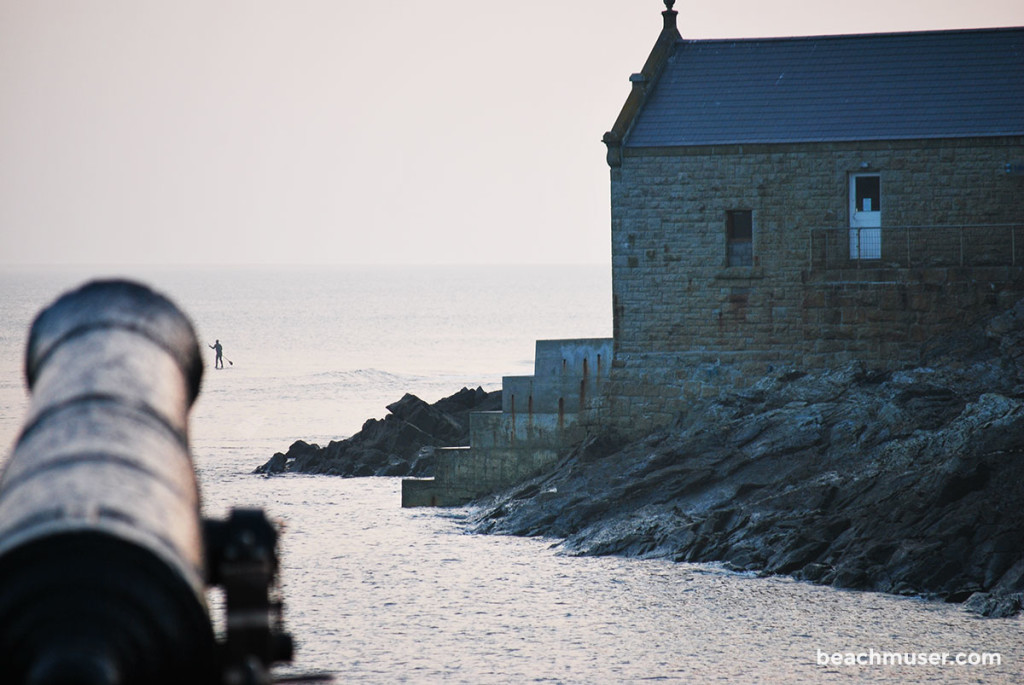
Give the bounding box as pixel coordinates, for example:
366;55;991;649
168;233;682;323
849;174;881;260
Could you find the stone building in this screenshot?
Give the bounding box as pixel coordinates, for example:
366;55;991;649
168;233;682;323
602;2;1024;434
404;6;1024;505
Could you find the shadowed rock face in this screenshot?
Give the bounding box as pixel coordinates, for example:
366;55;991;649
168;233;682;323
470;301;1024;617
254;387;501;478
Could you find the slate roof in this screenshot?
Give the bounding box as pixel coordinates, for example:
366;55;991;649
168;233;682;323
625;27;1024;147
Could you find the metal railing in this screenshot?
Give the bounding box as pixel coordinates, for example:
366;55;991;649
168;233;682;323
807;224;1024;271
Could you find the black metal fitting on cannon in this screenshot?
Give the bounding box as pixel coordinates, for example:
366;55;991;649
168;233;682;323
205;509;295;685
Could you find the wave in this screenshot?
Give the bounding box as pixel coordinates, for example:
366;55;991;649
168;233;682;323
223;368;500;408
307;368;425;386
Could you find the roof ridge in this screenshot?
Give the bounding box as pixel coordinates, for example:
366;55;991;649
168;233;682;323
679;25;1024;44
619;26;1024;151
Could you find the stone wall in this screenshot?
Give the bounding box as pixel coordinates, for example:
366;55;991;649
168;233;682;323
401;338;612;506
605;136;1024;435
504;338;613;415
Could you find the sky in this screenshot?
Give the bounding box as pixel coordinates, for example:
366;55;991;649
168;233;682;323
1;1;1022;267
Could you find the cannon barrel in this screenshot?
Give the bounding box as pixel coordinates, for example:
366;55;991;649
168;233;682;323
0;280;215;684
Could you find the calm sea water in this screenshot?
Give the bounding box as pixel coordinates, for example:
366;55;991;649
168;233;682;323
0;266;1021;683
0;264;613;449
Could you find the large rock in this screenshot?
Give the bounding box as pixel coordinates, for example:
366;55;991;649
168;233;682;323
254;387;500;477
470;300;1024;616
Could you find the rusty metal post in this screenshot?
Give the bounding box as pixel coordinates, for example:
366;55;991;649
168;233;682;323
824;228;829;270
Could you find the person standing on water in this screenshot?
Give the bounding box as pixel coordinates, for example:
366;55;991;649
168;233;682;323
209;339;224;369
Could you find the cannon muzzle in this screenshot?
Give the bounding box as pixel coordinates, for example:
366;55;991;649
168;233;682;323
0;280;294;684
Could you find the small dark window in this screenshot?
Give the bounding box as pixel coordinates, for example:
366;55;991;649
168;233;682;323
854;176;881;212
726;210;753;267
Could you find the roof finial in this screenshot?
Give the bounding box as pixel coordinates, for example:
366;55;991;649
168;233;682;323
661;0;679;35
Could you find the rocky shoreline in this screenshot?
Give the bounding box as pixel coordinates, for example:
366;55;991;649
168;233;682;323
258;301;1024;618
255;386;500;477
468;301;1024;618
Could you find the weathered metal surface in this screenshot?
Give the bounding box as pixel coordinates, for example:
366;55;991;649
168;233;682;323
0;280;215;684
